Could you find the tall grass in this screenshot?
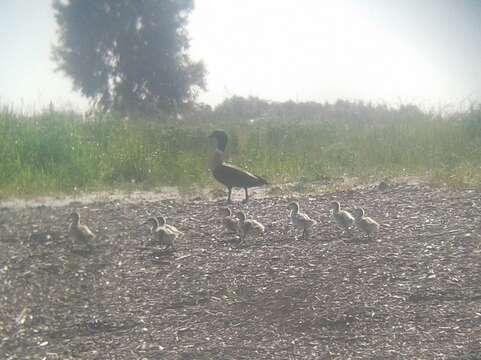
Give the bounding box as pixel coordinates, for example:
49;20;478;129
1;105;481;198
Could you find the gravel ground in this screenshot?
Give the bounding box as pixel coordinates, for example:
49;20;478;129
1;184;481;359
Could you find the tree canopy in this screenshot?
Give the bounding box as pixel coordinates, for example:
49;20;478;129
52;0;205;115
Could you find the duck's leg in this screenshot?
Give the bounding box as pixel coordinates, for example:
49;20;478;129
242;188;249;203
227;187;232;203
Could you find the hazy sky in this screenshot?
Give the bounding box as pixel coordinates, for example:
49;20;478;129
1;0;480;112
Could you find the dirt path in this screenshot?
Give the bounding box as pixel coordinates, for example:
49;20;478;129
1;184;480;359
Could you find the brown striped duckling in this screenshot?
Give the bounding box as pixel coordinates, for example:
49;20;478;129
287;201;317;240
353;207;380;238
220;207;240;235
330;201;355;232
144;217;179;249
157;216;184;239
236;211;265;242
68;212;95;246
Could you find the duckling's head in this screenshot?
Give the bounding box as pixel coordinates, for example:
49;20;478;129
236;211;246;222
157;216;166;226
144;217;159;229
220;207;232;217
209;130;228;152
330;201;341;212
353;207;365;219
287;202;300;212
69;212;80;223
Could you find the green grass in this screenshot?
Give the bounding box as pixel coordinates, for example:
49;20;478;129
1;105;481;198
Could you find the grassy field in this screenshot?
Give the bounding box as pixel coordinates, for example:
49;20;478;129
1;104;481;198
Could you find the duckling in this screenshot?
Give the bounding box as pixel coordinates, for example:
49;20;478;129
287;201;317;240
353;207;380;238
220;207;240;235
68;212;95;247
156;227;178;249
144;217;179;249
236;211;265;242
330;201;355;232
157;216;184;239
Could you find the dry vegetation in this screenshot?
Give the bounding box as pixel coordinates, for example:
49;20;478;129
1;184;481;359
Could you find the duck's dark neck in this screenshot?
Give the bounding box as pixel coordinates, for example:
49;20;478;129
211;149;224;169
216;140;227;152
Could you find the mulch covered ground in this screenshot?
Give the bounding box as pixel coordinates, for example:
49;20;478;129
1;184;481;359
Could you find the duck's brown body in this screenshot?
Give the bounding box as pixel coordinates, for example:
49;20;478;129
212;164;267;201
209;130;267;202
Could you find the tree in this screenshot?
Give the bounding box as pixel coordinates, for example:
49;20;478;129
52;0;205;115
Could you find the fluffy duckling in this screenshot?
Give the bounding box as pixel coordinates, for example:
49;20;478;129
236;211;265;242
157;216;184;238
68;212;95;246
220;207;240;235
287;201;317;240
330;201;355;232
353;207;380;238
144;217;179;249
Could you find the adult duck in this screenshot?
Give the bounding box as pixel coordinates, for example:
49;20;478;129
209;130;268;203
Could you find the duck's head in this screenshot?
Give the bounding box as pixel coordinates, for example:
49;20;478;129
236;211;246;222
209;130;228;152
353;207;365;219
69;212;80;223
330;201;341;212
220;207;232;217
287;202;300;212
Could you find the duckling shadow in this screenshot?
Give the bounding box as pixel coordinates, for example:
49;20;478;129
221;236;242;247
47;318;140;339
343;236;373;245
70;247;94;257
311;233;342;243
144;248;175;264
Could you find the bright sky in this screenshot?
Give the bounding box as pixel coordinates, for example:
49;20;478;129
0;0;480;112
